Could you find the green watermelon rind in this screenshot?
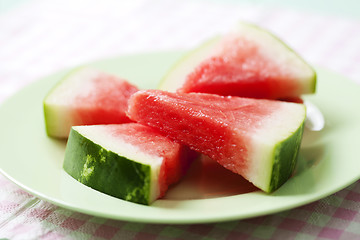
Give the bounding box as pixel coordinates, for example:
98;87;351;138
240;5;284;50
158;21;317;95
43;66;85;138
268;118;305;192
63;127;152;205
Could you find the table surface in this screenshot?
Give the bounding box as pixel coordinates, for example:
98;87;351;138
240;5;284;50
1;0;360;239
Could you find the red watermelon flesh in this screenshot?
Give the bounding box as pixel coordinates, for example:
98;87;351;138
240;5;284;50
107;123;196;197
63;123;197;204
74;72;137;124
44;68;139;138
180;34;310;99
159;22;316;100
127;90;306;192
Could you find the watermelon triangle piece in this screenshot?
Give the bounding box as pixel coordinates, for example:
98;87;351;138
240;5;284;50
44;67;139;138
63;123;197;205
127;90;306;192
159;22;316;100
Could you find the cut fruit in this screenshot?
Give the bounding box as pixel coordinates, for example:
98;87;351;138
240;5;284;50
43;67;139;138
63;123;196;205
159;22;316;100
127;90;306;192
164;154;259;200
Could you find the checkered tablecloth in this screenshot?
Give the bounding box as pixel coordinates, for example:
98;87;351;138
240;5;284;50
1;0;360;239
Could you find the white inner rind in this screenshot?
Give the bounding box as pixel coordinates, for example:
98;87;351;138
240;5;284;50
245;103;306;191
159;22;315;93
44;68;102;138
229;22;315;93
44;105;75;138
158;37;221;91
45;68;101;104
73;125;163;203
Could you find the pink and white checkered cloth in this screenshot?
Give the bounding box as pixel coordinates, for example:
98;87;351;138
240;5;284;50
1;0;360;239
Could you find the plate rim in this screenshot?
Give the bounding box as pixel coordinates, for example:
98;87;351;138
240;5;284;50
1;51;360;224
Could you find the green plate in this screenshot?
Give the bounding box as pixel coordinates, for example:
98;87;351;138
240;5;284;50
1;51;360;224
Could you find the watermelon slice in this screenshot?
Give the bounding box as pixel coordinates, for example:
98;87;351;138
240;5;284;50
159;22;316;100
127;90;306;192
63;123;196;205
43;67;139;138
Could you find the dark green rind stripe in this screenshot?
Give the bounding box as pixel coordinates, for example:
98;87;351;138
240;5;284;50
269;120;305;192
311;70;317;93
63;128;151;205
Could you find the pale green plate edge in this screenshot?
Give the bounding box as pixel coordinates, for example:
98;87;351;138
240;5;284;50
0;51;360;224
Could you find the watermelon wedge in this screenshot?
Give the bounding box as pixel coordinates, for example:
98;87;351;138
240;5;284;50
63;123;196;205
159;22;316;100
43;67;139;138
127;90;306;192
